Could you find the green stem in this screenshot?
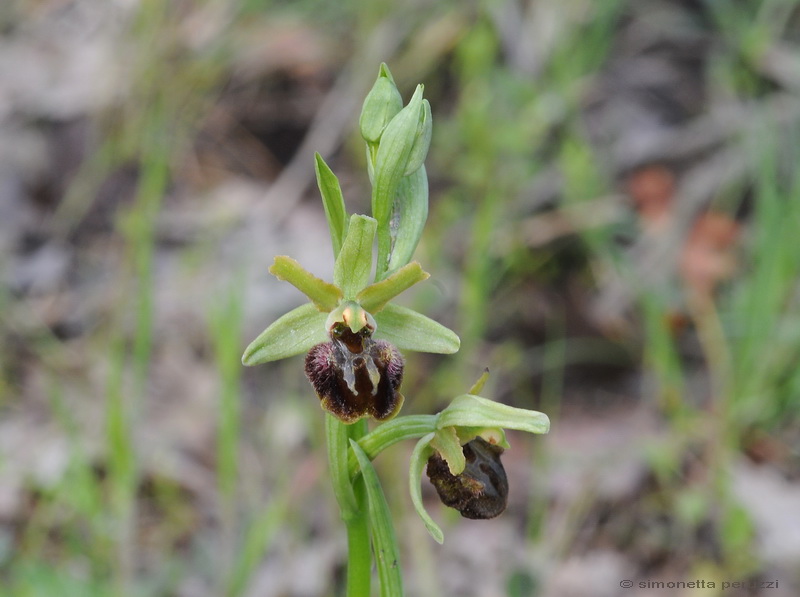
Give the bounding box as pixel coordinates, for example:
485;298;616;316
325;415;357;518
326;416;372;595
347;414;437;477
345;479;371;597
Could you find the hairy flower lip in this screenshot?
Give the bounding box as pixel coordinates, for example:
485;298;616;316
426;437;508;520
305;333;405;424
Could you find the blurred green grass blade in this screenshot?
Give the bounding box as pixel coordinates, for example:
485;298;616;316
225;497;288;597
241;304;328;365
334;214;377;298
315;152;348;258
350;440;404;597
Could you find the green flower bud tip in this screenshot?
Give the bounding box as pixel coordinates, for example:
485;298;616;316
403;98;432;176
360;63;403;144
426;437;508;520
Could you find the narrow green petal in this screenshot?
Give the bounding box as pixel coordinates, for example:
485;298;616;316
430;427;465;475
241;304;327;365
356;262;429;314
468;368;490;395
437;394;551;435
373;304;460;354
334;214;377;299
350;440;404;596
269;256;342;311
454;426;510;450
409;433;444;544
314;153;348;258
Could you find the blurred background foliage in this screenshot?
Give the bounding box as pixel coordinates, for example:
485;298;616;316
1;0;799;595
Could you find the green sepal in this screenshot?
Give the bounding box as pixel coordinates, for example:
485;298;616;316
359;63;403;144
437;394;550;436
356;262;429;314
429;426;465;475
409;433;444;544
314;153;348;258
269;256;342;311
373;304;460;354
386;165;429;274
334;214;377;299
403;99;432;176
241;303;328;365
350;440;404;596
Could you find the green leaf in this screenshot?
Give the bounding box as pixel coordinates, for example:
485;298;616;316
356;262;429;314
374;304;460;354
334;214;377;299
350;440;404;596
269;256;342;311
359;63;403;144
314;153;348;258
241;304;328;365
430;427;465;475
408;433;444;544
437;395;551;435
386;165;429;274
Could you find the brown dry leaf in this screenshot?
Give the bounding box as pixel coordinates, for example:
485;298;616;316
626;164;676;233
679;211;740;298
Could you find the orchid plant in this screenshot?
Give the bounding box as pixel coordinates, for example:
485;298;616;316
242;64;550;596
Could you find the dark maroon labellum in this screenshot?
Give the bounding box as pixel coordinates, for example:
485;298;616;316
305;325;404;423
426;437;508;520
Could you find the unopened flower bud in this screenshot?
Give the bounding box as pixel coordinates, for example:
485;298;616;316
359;64;403;144
426;437;508;519
402;98;432;176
